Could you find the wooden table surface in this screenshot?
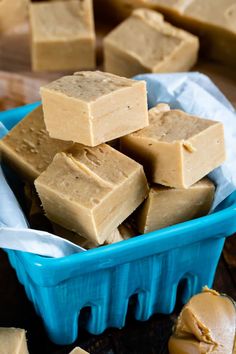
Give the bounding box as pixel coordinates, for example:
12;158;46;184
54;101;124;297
0;18;236;354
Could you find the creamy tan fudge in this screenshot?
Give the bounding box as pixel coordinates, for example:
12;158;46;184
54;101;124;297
104;9;199;77
40;71;148;146
168;288;236;354
29;0;95;71
35;144;149;245
69;347;89;354
0;0;29;34
138;178;215;233
121;104;225;188
0;328;29;354
0;105;73;182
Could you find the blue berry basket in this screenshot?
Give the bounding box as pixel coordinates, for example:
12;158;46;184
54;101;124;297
1;103;236;345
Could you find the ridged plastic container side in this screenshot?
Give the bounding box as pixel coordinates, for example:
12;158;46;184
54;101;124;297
1;104;236;345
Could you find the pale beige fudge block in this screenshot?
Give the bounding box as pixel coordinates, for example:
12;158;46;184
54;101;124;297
104;9;199;77
0;0;29;34
29;0;96;71
0;105;73;182
35;144;149;244
121;104;225;188
69;347;89;354
40;71;148;146
138;178;215;233
0;328;29;354
168;288;236;354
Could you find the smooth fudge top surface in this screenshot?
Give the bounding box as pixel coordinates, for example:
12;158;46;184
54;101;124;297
129;105;217;143
36;143;143;209
104;9;197;68
30;0;94;41
42;71;143;102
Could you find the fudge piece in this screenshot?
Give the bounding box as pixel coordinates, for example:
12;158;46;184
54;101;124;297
0;328;29;354
70;347;89;354
0;0;29;34
104;9;199;77
29;0;95;71
168;288;236;354
138;178;215;233
35;144;149;244
121;104;225;188
40;71;148;146
0;105;73;182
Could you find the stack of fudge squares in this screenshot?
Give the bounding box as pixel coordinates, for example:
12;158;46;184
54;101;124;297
0;71;226;248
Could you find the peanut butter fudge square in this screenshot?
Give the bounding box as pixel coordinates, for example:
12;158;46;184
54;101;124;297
138;178;215;233
40;71;148;146
35;144;149;245
104;9;199;77
121;104;225;188
29;0;95;71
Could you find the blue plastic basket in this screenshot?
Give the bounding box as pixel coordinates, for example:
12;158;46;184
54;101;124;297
1;104;236;345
